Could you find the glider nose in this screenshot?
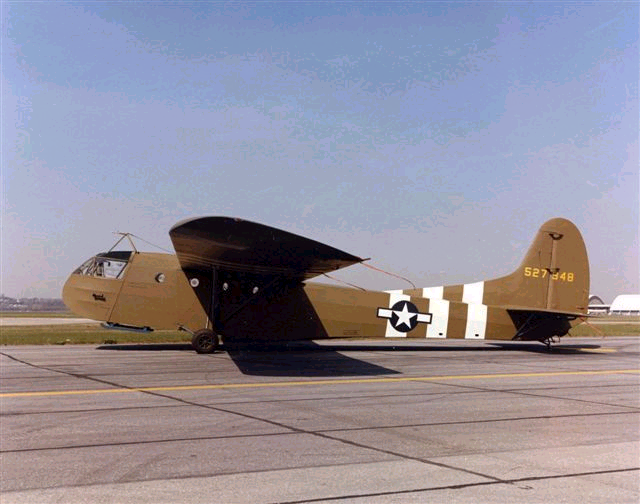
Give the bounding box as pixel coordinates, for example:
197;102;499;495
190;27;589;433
62;264;115;322
62;272;85;317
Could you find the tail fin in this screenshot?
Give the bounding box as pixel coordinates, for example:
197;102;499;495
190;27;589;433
483;218;590;314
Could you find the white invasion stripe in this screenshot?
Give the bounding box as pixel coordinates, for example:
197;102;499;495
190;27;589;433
465;304;488;340
462;281;484;305
422;286;444;299
385;291;410;338
426;298;449;339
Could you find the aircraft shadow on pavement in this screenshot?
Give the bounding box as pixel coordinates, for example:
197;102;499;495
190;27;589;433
221;341;530;377
96;341;400;377
226;345;399;377
488;342;604;354
97;343;194;351
292;342;503;352
282;341;605;354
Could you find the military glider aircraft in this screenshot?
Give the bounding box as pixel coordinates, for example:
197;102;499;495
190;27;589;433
62;217;589;353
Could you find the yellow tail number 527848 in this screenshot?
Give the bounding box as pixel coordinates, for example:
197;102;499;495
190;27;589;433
524;267;574;282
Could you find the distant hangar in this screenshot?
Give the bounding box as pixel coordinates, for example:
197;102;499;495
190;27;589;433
610;294;640;315
588;294;640;315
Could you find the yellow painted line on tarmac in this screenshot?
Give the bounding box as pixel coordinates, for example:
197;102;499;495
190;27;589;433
578;348;617;353
1;369;639;398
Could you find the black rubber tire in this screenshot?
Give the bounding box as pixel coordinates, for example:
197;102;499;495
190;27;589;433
191;329;219;354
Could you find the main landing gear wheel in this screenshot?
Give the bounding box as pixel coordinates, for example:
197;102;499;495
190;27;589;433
191;329;220;354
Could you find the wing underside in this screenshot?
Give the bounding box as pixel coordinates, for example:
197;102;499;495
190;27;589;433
169;216;364;279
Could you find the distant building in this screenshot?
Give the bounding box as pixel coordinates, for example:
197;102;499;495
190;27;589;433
0;295;67;312
609;295;640;316
588;295;609;315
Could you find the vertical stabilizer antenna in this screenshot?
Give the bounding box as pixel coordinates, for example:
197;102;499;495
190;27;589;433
110;232;138;253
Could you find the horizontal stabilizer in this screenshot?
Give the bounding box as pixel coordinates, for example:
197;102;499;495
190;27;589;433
169;216;364;279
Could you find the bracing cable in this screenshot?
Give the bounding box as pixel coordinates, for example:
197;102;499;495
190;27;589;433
322;273;367;291
360;262;417;290
128;233;173;254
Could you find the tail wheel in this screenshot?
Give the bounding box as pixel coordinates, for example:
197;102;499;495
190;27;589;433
191;329;220;354
541;335;560;352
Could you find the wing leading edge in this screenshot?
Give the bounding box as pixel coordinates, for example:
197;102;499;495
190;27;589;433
169;216;364;279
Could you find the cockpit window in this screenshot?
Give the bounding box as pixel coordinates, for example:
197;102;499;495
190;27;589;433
74;251;132;279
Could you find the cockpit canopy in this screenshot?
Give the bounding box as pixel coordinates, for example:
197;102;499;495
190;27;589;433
73;251;133;279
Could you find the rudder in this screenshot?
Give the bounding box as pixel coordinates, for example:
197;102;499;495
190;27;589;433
483;218;590;314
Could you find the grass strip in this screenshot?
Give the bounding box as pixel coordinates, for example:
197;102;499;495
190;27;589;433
0;325;190;346
569;323;640;337
0;311;75;318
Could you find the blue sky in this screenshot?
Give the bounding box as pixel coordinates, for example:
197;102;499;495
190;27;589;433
2;1;638;302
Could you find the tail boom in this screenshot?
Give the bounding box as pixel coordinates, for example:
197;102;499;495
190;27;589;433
371;218;590;343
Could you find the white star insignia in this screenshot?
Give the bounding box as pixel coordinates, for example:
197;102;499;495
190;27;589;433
394;302;416;329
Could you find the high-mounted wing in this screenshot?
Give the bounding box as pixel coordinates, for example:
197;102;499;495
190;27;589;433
169;216;364;279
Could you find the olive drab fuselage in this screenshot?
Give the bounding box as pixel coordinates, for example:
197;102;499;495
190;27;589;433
62;217;589;348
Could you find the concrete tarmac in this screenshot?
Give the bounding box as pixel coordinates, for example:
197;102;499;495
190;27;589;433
1;337;639;503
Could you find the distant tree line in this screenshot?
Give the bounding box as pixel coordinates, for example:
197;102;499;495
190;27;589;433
0;295;67;312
